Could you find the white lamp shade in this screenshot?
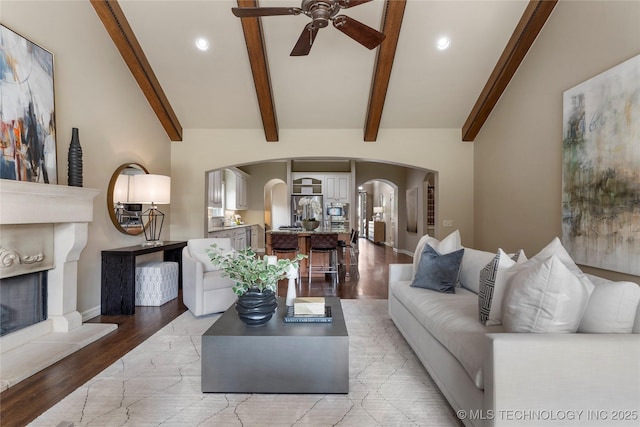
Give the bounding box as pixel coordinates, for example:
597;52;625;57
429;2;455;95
131;174;171;204
113;174;130;203
373;207;384;214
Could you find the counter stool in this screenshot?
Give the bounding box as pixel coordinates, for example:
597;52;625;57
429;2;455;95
271;233;300;283
308;233;339;286
337;229;360;282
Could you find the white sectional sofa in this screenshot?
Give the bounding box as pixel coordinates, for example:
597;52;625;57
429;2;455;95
388;235;640;427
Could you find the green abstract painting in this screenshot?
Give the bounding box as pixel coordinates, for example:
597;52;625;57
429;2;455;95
562;54;640;275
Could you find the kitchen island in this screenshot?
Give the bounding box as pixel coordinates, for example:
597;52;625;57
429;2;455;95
266;229;351;280
208;224;262;252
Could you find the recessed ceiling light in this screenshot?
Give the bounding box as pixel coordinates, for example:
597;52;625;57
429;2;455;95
436;36;451;51
195;38;210;51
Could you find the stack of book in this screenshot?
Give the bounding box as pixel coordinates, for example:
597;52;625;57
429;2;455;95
284;297;332;323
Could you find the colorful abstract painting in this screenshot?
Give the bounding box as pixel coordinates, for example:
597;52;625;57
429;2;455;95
562;54;640;275
0;25;57;183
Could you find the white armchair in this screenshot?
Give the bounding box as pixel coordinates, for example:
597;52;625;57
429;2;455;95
182;238;237;316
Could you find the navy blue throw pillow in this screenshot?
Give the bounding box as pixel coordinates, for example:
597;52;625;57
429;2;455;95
411;244;464;293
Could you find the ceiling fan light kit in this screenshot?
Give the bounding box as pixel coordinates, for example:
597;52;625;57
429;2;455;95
231;0;386;56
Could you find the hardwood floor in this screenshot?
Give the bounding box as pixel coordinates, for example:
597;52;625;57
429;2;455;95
0;238;412;427
279;237;412;299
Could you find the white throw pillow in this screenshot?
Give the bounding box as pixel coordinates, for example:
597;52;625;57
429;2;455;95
578;281;640;333
478;249;527;326
530;237;593;290
502;255;594;333
412;230;462;280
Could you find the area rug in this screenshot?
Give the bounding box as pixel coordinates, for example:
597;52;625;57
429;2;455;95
31;300;462;426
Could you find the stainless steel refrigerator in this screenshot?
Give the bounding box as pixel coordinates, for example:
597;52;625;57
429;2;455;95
291;195;323;227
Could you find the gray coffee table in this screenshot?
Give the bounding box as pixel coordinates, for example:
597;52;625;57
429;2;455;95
201;296;348;394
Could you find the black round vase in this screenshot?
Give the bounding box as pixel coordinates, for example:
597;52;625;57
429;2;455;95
235;289;277;326
67;128;83;187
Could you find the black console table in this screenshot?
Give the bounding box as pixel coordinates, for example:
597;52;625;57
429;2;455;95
101;241;187;315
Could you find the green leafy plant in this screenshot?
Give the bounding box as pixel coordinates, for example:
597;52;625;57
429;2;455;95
207;245;306;296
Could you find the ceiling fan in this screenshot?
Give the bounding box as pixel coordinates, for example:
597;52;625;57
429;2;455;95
232;0;386;56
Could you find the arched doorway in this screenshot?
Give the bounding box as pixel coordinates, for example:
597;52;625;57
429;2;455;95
264;179;288;231
359;179;398;249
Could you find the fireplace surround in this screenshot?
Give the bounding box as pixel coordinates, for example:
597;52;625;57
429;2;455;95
0;180;116;391
0;271;47;337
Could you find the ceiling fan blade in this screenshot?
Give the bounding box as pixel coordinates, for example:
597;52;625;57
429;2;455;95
332;15;385;50
290;23;319;56
337;0;373;8
231;7;301;18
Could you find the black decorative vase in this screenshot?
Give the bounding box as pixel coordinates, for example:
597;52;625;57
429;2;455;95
235;288;278;326
67;127;83;187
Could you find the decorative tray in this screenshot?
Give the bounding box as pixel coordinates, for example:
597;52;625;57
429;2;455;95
283;306;332;323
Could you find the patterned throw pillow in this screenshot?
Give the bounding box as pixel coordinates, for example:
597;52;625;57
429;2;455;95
478;249;526;325
411;244;464;293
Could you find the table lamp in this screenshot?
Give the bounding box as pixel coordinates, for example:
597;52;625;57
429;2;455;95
131;174;171;247
373;206;384;220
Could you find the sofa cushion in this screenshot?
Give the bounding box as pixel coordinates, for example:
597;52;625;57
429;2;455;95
459;247;496;294
502;255;593;333
579;277;640;333
459;248;526;295
412;230;462;280
390;280;502;389
411;245;464;293
478;249;527;326
203;270;236;292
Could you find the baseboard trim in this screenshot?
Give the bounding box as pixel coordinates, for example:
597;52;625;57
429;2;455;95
82;306;101;322
396;248;414;258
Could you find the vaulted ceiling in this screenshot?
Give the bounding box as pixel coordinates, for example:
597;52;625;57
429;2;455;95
90;0;556;143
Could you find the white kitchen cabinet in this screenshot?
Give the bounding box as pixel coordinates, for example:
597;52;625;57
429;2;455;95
324;173;350;203
234;229;247;251
291;173;324;195
225;168;249;210
208;170;223;208
208;226;251;251
250;225;260;249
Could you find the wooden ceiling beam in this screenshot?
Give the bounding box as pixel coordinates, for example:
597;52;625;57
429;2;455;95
90;0;183;142
236;0;279;142
363;0;407;142
462;0;557;142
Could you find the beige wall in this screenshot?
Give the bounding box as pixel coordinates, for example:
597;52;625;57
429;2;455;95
171;128;474;250
239;162;288;228
473;0;640;282
3;1;172;315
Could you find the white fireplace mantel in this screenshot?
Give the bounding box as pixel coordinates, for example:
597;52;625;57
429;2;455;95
0;180;116;391
1;179;99;224
1;180;100;334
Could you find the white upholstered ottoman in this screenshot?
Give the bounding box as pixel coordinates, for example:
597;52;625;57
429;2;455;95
135;261;179;306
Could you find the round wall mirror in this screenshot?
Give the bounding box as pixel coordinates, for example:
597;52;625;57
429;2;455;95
107;163;149;235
